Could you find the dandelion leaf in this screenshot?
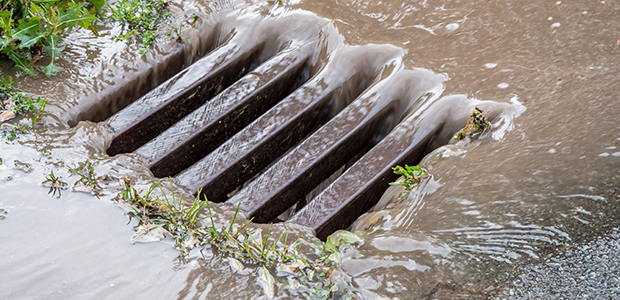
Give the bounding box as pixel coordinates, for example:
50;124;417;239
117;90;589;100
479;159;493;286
42;35;64;76
87;0;106;11
8;52;36;76
13;18;42;49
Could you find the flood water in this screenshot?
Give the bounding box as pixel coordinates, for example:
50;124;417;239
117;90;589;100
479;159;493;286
2;0;620;299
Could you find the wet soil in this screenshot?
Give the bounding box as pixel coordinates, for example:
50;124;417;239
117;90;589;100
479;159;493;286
1;0;620;299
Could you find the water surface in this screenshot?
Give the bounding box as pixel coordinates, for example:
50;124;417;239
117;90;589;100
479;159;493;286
2;0;620;299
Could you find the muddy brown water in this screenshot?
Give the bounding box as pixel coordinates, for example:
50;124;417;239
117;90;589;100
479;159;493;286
1;0;620;299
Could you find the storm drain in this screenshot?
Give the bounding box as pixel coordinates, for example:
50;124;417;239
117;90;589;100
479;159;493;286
100;20;500;239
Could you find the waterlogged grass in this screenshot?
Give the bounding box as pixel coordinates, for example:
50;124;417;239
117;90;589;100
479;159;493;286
67;161;111;197
0;75;46;140
0;0;103;76
2;123;26;140
39;166;362;298
108;0;168;55
122;177;210;252
0;0;175;75
43;170;67;198
121;177;363;299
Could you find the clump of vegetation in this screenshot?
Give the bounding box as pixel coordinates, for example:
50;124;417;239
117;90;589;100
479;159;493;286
67;161;104;197
453;107;491;141
122;177;209;252
121;177;363;299
108;0;168;54
13;159;31;171
1;75;46;140
389;164;428;193
0;0;175;75
0;0;103;76
2;123;26;140
0;208;7;220
205;204;290;265
43;170;67;198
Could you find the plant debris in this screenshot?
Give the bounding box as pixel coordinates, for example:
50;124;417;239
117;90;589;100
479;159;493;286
453;107;491;141
42;170;67;198
389;164;428;193
120;177;363;299
122;177;209;251
67;162;104;197
13;159;32;172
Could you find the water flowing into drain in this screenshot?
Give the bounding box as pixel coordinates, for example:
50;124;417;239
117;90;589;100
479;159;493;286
92;13;509;239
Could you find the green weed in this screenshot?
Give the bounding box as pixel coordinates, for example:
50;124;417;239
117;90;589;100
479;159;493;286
166;22;182;42
2;123;27;140
389;164;428;192
121;178;362;298
43;170;67;197
1;75;46;140
124;177;210;252
108;0;168;55
205;201;299;266
0;0;103;76
1;76;45;115
68;161;103;197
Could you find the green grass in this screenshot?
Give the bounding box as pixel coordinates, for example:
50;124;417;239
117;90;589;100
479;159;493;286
0;0;103;76
0;0;174;75
121;178;363;298
2;123;27;140
1;75;46;116
108;0;168;55
43;170;68;197
1;75;46;140
123;177;210;252
68;161;101;188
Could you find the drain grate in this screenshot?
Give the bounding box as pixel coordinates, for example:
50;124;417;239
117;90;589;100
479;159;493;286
99;17;505;239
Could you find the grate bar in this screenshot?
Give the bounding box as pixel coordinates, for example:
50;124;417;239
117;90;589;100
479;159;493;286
172;48;390;203
227;89;397;223
135;46;311;177
105;42;266;155
287;96;505;239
